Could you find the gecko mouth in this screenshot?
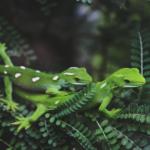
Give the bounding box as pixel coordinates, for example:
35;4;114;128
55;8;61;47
124;82;145;88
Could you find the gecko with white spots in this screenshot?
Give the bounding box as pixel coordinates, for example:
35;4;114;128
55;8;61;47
0;65;91;92
0;44;93;131
0;43;146;132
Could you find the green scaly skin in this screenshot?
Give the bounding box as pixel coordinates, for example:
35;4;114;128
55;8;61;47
93;68;145;118
0;43;92;132
0;44;18;111
0;43;146;132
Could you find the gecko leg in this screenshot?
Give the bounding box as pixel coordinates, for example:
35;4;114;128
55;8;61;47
0;43;13;66
0;77;19;112
0;44;19;111
12;104;47;132
46;86;68;96
99;94;122;118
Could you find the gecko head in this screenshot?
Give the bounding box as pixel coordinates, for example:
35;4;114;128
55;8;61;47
61;67;92;85
112;68;146;88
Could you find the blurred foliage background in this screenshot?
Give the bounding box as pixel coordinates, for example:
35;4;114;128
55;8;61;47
1;0;150;150
0;0;149;78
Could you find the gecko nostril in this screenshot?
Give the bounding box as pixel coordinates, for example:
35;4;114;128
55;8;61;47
75;78;80;82
125;80;130;83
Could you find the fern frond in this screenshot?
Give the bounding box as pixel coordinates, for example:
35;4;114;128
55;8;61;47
35;0;55;16
118;113;150;124
131;30;150;76
119;122;150;138
125;103;150;114
53;83;96;119
117;104;150;124
76;0;92;4
0;17;37;65
114;121;150;149
64;121;96;150
38;117;62;148
131;29;150;100
95;120;142;150
47;116;97;150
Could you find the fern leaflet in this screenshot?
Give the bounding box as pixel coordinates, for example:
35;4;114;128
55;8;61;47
131;29;150;100
53;83;96;119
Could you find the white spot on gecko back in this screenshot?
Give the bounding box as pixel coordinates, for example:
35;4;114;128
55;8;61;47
4;71;7;74
52;75;59;81
64;72;74;76
72;82;85;85
55;100;59;104
32;77;40;82
5;65;9;68
36;70;40;73
100;82;107;88
20;66;26;69
15;73;22;78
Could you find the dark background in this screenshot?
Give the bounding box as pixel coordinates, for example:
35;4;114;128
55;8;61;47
0;0;150;79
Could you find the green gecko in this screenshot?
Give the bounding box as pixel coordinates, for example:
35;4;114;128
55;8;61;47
0;43;92;131
13;68;145;132
0;43;146;132
0;65;92;93
91;68;145;117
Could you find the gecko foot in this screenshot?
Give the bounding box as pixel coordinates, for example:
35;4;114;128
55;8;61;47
0;99;19;112
11;116;31;132
106;108;122;118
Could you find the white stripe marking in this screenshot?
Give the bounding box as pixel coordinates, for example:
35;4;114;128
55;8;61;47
15;73;21;78
100;83;107;88
64;72;74;76
20;66;26;69
4;71;7;74
5;65;9;68
52;75;59;81
55;100;59;104
36;70;40;73
69;67;78;69
32;77;40;82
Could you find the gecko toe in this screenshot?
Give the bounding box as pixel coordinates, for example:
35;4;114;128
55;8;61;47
11;117;31;132
0;99;19;112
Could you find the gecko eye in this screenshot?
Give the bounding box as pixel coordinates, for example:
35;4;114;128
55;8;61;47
125;80;130;83
75;77;80;82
